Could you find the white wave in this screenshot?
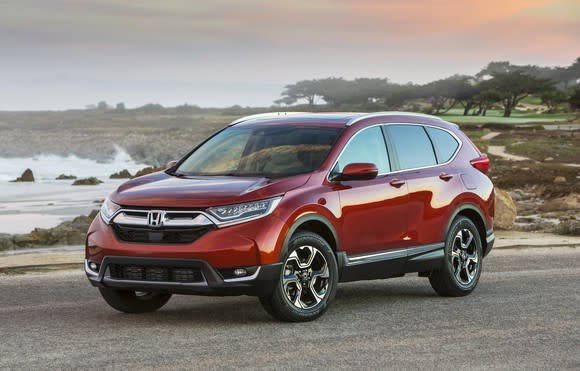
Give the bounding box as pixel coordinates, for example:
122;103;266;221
0;147;149;182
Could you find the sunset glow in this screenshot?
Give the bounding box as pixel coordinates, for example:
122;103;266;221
0;0;578;109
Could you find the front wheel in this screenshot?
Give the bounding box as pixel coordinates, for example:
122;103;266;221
99;288;172;313
260;231;339;322
429;217;483;297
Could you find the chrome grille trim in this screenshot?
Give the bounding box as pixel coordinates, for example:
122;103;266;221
111;209;216;228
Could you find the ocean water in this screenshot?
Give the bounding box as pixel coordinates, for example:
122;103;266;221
0;147;148;182
0;148;150;234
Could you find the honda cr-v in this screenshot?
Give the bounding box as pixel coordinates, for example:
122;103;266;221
85;112;495;321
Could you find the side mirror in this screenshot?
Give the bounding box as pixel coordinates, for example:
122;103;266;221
331;163;378;182
165;160;178;169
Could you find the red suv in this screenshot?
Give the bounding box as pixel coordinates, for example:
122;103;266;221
85;112;495;321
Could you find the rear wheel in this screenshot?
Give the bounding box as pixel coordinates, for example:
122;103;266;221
429;216;483;297
99;288;172;313
260;231;338;322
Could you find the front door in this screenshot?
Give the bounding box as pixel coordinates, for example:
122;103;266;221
332;126;411;256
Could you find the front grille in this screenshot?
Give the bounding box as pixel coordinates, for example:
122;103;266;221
112;224;212;244
109;264;204;283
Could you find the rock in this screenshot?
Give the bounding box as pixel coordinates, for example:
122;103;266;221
553;176;566;183
508;189;525;201
544;157;554;161
0;233;15;251
56;174;77;180
72;177;103;186
12;168;35;182
132;166;163;178
110;169;132;179
494;188;517;229
555;221;580;236
539;194;580;212
5;210;99;249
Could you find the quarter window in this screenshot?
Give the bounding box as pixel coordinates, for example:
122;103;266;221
386;125;437;170
426;127;459;163
335;126;390;174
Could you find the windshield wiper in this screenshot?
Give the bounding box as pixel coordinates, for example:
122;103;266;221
167;169;187;177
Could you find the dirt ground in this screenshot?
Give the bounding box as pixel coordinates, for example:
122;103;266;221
463;123;580;235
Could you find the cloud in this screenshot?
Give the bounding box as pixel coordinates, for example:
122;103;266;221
0;0;577;109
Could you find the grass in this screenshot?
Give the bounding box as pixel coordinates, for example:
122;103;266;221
520;96;543;105
507;136;580;163
440;109;573;124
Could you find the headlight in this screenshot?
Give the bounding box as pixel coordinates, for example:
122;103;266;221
207;196;282;226
100;198;121;224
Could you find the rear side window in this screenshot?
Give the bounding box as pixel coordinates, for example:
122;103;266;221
426;127;459;163
335;126;390;173
386;125;436;170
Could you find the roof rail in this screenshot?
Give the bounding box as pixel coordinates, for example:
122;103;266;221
228;112;308;126
346;111;444;126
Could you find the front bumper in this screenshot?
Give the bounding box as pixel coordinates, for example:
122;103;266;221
85;257;282;297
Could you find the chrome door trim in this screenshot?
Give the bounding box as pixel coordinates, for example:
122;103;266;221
345;242;444;266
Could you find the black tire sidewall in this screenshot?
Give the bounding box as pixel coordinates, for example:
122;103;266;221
443;217;483;293
267;231;339;322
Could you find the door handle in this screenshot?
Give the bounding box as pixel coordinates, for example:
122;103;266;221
439;172;453;181
389;178;405;188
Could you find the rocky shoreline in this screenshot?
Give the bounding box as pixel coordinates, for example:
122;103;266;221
0;186;562;251
0;210;98;251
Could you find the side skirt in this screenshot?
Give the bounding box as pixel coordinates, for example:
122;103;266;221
338;243;445;283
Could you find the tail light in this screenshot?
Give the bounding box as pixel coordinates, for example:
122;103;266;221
470;155;489;174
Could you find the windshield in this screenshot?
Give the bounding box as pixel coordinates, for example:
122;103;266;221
175;125;343;178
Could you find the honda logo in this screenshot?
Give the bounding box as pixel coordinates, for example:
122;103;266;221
147;210;165;227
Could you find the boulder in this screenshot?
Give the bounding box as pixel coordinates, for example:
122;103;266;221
72;177;103;186
132;166;163;178
494;188;517;229
0;233;15;251
553;176;567;183
555;221;580;236
56;174;77;180
110;169;132;179
5;210;99;249
12;168;35;182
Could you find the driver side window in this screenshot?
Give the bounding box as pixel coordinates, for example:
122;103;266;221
335;126;390;174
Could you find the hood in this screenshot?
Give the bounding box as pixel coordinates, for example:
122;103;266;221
109;171;310;208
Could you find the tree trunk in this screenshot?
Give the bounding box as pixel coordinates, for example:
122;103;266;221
503;97;513;117
463;102;473;116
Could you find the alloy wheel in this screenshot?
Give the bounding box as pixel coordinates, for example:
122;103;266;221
282;245;330;309
451;228;479;286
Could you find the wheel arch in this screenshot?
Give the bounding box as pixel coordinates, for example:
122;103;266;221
446;203;490;256
280;214;340;261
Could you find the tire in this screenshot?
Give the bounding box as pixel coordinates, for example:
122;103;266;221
259;231;339;322
99;288;172;313
429;216;483;297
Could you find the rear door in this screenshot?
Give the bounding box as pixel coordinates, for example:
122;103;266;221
332;126;411;255
384;124;461;246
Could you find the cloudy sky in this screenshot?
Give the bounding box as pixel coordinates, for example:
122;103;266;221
0;0;578;110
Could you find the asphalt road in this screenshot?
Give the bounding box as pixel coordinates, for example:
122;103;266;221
1;247;578;370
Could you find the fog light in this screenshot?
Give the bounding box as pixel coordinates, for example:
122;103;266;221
89;262;99;272
233;268;247;277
